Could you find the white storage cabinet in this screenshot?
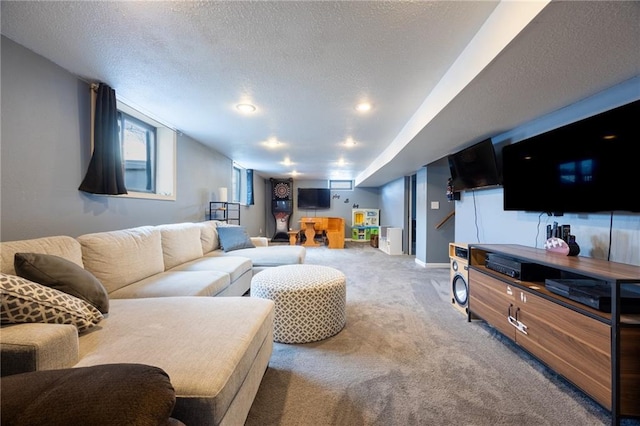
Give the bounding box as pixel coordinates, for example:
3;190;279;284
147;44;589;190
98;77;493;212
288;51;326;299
378;227;402;255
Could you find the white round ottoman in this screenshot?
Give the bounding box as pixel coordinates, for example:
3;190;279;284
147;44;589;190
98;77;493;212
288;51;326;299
251;264;346;344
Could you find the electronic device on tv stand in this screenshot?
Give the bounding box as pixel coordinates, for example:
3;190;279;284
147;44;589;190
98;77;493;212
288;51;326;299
544;278;640;313
485;253;559;281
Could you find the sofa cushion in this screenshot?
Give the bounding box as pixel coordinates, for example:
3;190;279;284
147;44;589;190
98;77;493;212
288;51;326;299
75;297;274;426
0;364;177;426
169;256;252;284
0;236;83;276
216;226;255;252
77;226;165;294
196;221;220;253
14;253;109;314
108;271;231;299
0;273;103;333
206;245;306;267
157;223;205;270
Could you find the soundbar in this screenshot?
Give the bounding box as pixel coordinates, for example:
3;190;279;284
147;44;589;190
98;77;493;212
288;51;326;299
485;253;559;281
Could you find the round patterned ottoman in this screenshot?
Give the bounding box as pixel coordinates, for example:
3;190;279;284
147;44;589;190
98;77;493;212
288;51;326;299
251;264;346;344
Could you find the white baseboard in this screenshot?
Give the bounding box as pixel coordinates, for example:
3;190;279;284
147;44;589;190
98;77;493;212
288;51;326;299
415;259;449;269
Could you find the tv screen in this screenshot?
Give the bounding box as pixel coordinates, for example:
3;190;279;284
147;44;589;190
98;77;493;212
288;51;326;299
448;138;502;191
502;100;639;214
297;188;331;209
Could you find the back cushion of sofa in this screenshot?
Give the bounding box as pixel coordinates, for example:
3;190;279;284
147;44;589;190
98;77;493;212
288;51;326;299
157;223;204;270
77;227;164;294
197;221;220;253
0;236;83;276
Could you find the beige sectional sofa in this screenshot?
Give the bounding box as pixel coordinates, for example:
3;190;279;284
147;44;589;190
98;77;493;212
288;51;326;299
75;220;306;298
0;220;306;425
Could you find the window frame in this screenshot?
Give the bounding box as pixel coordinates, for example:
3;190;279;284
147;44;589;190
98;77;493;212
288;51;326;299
232;165;242;203
113;100;177;201
118;111;157;194
330;179;353;190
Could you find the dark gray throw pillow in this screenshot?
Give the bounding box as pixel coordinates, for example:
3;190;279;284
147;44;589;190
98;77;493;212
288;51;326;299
216;226;256;252
14;252;109;314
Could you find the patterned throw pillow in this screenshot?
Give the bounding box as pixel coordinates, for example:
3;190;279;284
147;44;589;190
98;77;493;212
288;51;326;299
0;273;103;333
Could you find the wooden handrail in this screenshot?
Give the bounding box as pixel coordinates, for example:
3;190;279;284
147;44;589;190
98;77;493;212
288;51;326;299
435;210;455;229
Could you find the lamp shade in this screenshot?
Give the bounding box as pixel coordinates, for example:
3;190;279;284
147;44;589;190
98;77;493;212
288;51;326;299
218;187;228;202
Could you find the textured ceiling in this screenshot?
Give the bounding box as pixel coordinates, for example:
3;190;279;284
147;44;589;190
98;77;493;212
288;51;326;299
1;1;639;187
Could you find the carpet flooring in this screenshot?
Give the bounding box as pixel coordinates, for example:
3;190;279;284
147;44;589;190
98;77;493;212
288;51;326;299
245;242;638;426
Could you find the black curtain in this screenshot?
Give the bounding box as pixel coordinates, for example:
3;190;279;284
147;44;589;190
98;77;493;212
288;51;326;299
246;169;255;205
78;83;127;195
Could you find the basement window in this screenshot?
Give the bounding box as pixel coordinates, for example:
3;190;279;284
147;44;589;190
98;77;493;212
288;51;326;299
116;101;176;201
232;165;242;203
119;112;156;193
330;180;353;190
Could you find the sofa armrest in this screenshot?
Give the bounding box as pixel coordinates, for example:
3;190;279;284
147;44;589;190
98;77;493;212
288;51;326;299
251;237;269;247
1;323;79;376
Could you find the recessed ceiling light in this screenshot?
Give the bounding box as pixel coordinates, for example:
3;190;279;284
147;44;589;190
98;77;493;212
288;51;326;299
344;137;357;147
290;170;300;177
337;158;347;166
355;102;371;112
263;137;282;148
282;157;293;166
236;103;256;113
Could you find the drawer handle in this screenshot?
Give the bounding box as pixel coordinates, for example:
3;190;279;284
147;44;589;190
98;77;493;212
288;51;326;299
507;306;528;335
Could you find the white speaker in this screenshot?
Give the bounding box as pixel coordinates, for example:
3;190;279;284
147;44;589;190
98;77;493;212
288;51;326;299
449;242;469;316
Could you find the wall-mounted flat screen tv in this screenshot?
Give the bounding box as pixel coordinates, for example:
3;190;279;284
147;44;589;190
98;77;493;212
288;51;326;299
448;138;502;191
502;99;639;214
297;188;331;209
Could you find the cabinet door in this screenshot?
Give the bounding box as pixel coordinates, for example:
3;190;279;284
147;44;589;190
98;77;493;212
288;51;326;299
469;270;516;340
621;327;640;416
515;289;611;409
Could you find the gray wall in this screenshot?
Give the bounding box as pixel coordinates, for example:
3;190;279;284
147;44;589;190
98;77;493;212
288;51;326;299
378;177;406;252
426;157;455;264
414;158;455;265
1;36;265;241
378;177;405;228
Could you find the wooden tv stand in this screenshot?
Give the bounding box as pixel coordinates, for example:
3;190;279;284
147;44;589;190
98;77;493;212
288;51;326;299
467;244;640;425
